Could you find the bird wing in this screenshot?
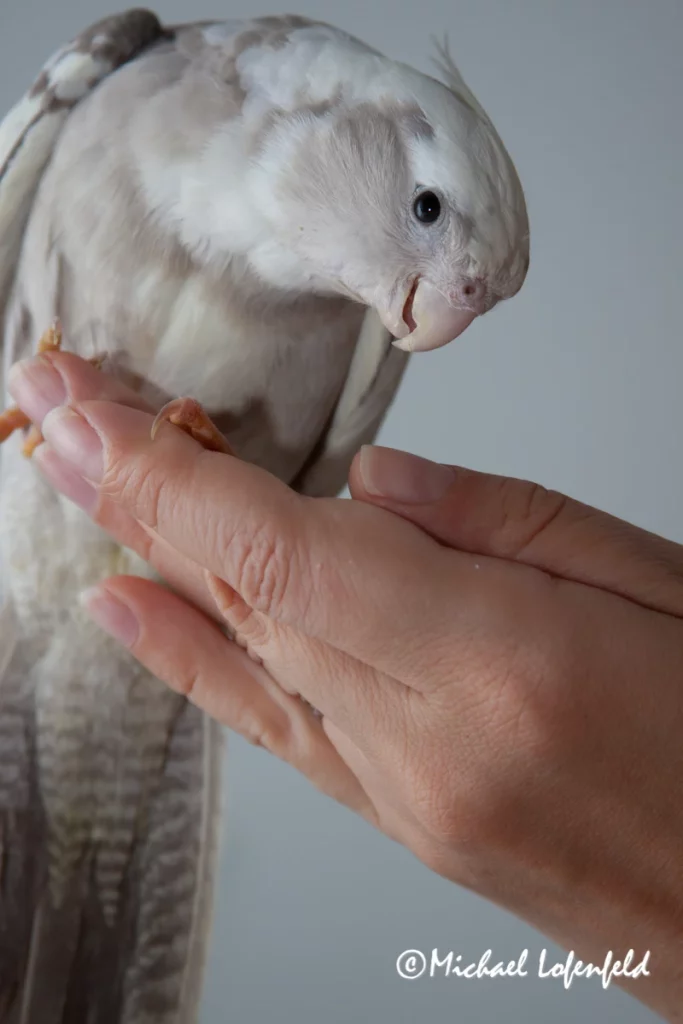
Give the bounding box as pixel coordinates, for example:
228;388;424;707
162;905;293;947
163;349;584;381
0;10;165;348
293;310;410;497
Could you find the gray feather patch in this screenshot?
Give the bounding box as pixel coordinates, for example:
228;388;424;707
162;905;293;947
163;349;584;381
0;9;165;334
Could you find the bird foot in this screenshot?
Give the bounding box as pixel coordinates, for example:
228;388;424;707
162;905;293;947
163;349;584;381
0;321;106;457
150;397;234;455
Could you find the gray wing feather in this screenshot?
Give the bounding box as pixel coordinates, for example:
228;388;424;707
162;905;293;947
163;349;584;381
0;11;164;763
0;9;165;340
294;310;409;497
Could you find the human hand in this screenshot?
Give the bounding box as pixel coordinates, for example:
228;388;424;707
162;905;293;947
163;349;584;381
9;350;683;1020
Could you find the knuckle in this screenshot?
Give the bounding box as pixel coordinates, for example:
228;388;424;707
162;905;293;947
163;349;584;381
410;769;473;848
237;709;282;752
493;477;568;558
491;613;576;748
207;573;282;659
101;451;165;530
393;722;467;847
228;518;297;618
176;667;203;704
401;665;553;852
208;574;259;636
413;835;457;879
470;632;565;763
396;604;579;865
407;746;521;859
233;610;273;656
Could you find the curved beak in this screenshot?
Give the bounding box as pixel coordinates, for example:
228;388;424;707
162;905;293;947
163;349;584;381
390;280;477;353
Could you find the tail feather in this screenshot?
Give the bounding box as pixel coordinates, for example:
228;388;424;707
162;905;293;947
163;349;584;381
18;880;89;1024
91;666;181;926
0;634;43;1024
0;629;223;1023
122;705;224;1024
34;637;97;906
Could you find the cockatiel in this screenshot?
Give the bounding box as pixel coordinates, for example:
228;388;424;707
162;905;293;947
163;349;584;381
0;9;529;1023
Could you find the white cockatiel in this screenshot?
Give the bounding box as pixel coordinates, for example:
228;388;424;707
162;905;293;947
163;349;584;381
0;9;530;1023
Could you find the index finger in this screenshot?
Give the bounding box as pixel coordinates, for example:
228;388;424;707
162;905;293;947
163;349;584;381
41;396;485;682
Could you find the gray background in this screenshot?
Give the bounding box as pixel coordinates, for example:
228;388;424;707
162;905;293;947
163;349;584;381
2;0;681;1021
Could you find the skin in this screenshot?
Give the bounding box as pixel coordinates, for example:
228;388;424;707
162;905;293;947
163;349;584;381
8;350;683;1021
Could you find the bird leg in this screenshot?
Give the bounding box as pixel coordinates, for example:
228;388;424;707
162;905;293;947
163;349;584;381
150;397;234;455
0;319;232;460
0;321;106;457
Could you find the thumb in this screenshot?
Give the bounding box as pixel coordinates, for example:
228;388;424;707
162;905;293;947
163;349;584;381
349;446;683;618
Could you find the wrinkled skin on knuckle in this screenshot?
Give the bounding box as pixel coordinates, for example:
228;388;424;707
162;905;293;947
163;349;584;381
492;476;568;558
100;446;169;530
206;573;241;620
225;516;301;620
207;570;268;644
230;603;274;659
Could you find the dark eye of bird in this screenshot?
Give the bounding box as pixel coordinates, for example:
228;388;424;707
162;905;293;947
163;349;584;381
413;190;441;224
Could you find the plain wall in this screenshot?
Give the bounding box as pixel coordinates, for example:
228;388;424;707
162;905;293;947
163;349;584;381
2;1;681;1021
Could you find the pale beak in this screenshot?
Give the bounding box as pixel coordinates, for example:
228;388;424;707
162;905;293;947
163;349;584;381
391;279;477;353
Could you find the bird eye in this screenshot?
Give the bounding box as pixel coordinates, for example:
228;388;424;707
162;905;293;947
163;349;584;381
412;190;441;224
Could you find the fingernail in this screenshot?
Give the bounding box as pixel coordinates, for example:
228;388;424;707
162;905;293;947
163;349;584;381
359;445;455;504
8;357;66;424
41;406;103;481
33;445;98;514
80;586;139;647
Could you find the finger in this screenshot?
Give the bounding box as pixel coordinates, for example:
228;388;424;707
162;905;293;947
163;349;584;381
37;398;469;684
11;353;218;613
34;444;217;620
351;446;683;618
205;572;410;743
82;575;375;819
36;443;409;743
9;350;154;427
323;718;427;848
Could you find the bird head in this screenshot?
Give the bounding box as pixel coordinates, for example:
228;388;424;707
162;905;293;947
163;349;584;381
246;64;529;351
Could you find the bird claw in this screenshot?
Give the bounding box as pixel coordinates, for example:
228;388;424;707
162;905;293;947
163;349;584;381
21;425;45;459
0;407;33;443
0;320;228;461
0;321;62;454
0;321;108;457
36;319;63;356
150;397;234;455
